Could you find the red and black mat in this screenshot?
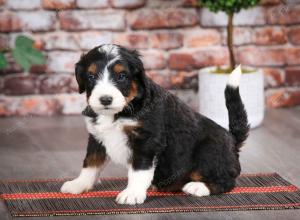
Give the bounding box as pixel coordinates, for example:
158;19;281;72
0;173;300;217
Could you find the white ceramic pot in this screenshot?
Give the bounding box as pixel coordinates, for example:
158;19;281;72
199;66;264;129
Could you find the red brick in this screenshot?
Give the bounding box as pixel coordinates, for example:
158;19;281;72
168;52;194;70
254;27;287;45
29;64;47;74
260;0;282;5
19;11;56;31
140;50;166;70
59;10;125;31
77;0;108;8
47;51;81;73
170;71;198;90
0;34;9;50
111;0;145;9
33;37;44;50
69;76;78;92
43;0;76;10
222;27;253;46
128;9;198;30
0;11;56;32
113;33;148;49
76;31;112;50
7;0;41;10
147;0;186;8
0;94;87;116
42;31;112;51
0;78;3;93
169;48;229;70
40;74;73;94
285;67;300;86
267;5;300;25
193;48;229;68
266;89;300;108
201;7;266;27
42;32;79;51
0;11;22;32
237;47;285;66
182;0;199;7
288;27;300;45
0;95;61;116
0;53;23;74
285;48;300;65
150;32;183;49
146;70;170;89
3;75;39;95
185;29;221;47
57;94;85;115
263;68;284;87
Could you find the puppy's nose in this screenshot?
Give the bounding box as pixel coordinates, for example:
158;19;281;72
100;95;113;106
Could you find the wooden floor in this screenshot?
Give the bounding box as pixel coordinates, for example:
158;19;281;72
0;107;299;220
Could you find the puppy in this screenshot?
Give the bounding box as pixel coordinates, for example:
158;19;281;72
61;44;249;205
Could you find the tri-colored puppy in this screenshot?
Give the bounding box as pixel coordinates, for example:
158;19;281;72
61;44;249;205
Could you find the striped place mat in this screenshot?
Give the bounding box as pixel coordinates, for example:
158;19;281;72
0;173;299;217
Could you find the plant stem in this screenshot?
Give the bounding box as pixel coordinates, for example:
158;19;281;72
227;12;235;71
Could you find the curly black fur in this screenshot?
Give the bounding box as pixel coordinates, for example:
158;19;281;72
77;45;250;195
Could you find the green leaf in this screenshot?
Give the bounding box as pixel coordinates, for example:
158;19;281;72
12;48;31;72
12;35;46;71
15;35;34;50
199;0;260;14
24;48;46;65
0;52;8;69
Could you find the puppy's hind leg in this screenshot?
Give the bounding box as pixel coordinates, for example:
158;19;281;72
182;181;210;197
182;171;236;197
61;134;106;194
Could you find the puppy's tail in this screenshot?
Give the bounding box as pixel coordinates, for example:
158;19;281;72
225;65;250;150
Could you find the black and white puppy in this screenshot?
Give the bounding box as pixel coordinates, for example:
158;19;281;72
61;44;249;205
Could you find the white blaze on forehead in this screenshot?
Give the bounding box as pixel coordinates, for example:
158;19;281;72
98;44;120;83
89;44;126;115
101;57;119;83
98;44;119;56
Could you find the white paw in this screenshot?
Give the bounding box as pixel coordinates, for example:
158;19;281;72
182;182;210;197
60;179;93;194
116;188;147;205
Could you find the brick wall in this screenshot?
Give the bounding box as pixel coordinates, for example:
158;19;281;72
0;0;300;116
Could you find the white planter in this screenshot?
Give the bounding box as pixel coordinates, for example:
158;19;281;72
199;66;264;129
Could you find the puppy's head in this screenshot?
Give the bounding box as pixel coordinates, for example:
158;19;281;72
75;44;145;115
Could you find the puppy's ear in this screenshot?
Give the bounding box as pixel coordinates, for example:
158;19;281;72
129;50;148;99
128;50;145;77
75;63;85;94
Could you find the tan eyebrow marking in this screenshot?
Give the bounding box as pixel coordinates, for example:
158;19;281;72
87;63;97;74
113;63;125;74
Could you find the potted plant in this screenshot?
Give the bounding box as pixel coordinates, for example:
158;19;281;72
198;0;263;128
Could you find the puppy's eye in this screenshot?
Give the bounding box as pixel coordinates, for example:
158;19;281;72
118;72;127;81
88;74;95;81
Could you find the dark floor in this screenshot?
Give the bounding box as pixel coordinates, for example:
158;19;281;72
0;107;300;220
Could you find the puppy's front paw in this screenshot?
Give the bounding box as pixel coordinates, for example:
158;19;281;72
116;188;146;205
61;179;93;194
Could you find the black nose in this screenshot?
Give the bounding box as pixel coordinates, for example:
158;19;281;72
100;95;113;106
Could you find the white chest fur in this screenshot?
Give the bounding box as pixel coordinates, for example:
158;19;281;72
85;116;137;167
